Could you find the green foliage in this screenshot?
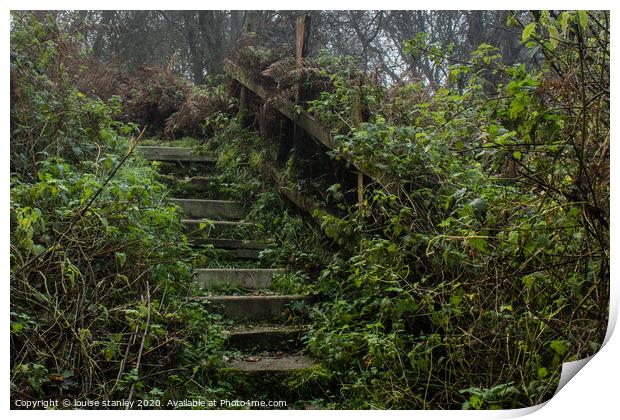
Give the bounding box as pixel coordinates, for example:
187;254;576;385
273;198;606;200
203;117;334;276
10;12;226;403
10;13;137;179
10;10;608;410
307;51;365;132
296;11;608;409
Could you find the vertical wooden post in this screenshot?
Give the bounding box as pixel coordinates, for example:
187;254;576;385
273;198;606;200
238;11;259;128
292;15;311;161
238;85;249;127
244;10;258;33
294;15;311;103
357;171;364;205
352;75;365;207
296;16;311;65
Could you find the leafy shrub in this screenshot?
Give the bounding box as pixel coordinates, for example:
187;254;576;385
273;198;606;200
300;11;608;409
10;12;225;403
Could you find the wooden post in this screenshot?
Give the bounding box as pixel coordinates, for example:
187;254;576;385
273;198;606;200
352;75;365;207
296;16;311;66
237;11;260;128
294;15;311;104
238;85;250;127
224;59;399;197
357;171;364;205
244;10;258;33
292;15;311;162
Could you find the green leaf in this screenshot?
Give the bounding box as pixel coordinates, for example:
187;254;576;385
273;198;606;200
550;340;569;356
469;237;487;252
577;11;588;32
438;217;454;228
32;244;46;255
115;252;127;268
11;322;24;334
560;12;570;36
522;274;535;289
537;367;549;379
548;25;560;49
469;394;483;409
522;23;536;42
508;230;520;245
513;151;522;160
496;130;517;144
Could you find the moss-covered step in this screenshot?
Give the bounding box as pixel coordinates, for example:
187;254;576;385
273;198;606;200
180;176;235;191
190;238;271;258
195;268;282;289
183;176;216;191
181;219;257;238
196;238;270;250
224;248;262;259
196;295;314;321
216;363;331;407
137;146;216;163
226;325;307;352
165;175;217;193
157;175;239;199
225;355;315;372
171;198;245;220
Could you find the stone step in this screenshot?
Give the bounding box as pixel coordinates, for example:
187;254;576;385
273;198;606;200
159;176;239;200
184;176;235;188
225;355;316;372
198;295;314;321
171;198;245;220
198;238;270;250
137;146;215;163
226;326;307;351
190;238;271;259
220;248;262;259
190;238;270;260
195;268;281;289
182;219;256;238
182;176;216;192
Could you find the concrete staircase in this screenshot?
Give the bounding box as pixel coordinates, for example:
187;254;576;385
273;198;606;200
138;146;317;376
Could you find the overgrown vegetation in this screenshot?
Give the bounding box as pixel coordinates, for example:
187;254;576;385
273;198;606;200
227;10;609;408
324;12;607;409
10;10;609;410
10;13;230;404
10;12;321;407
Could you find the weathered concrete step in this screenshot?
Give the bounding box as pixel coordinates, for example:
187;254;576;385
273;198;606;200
181;176;215;191
190;238;271;259
160;174;225;188
171;198;245;220
179;176;235;191
222;248;262;259
227;326;306;351
225;355;316;372
199;238;270;250
137;146;215;163
195;268;282;289
182;219;256;238
198;295;314;321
